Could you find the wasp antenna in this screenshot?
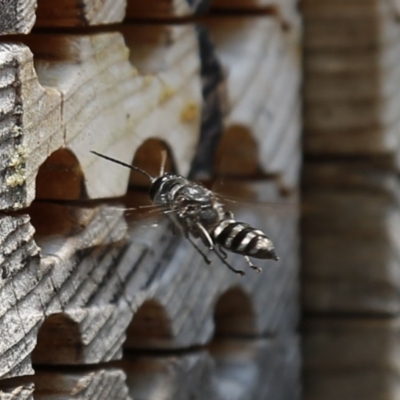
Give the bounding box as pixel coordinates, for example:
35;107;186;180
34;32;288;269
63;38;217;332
91;150;155;182
159;150;168;177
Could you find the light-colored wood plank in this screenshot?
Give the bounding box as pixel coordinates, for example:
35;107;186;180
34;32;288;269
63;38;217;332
36;0;127;26
0;382;34;400
303;162;400;314
126;0;209;19
0;179;299;377
210;0;301;27
32;368;131;399
304;318;400;400
204;17;302;188
0;27;201;209
0;0;36;35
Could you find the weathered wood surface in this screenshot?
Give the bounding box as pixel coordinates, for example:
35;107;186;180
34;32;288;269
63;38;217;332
121;336;301;400
36;0;126;27
205;17;302;188
303;0;400;157
0;25;201;209
302;162;400;315
126;0;210;19
189;25;226;179
0;382;33;400
0;368;130;399
0;0;126;31
303;318;400;400
0;179;299;379
0;0;36;35
210;0;301;27
33;368;131;399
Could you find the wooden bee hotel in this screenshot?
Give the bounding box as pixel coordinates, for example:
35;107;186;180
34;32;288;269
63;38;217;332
0;1;301;399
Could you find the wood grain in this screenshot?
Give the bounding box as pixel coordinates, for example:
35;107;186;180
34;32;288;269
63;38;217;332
0;0;36;35
33;368;131;399
303;0;400;157
126;0;209;19
36;0;127;26
304;318;400;400
0;179;299;379
205;17;302;188
303;162;400;315
0;26;201;209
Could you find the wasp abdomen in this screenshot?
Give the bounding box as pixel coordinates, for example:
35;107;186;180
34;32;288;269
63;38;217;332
212;219;278;261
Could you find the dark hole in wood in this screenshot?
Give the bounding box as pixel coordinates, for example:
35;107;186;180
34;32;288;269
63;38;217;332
32;313;83;365
214;286;256;337
129;138;176;189
124;300;173;349
36;148;86;200
214;126;262;178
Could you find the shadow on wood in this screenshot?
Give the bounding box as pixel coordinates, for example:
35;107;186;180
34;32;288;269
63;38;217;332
125;299;173;349
32;313;83;364
36;148;86;201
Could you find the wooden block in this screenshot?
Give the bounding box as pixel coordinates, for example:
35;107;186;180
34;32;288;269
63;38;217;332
36;0;127;27
0;0;36;35
0;382;34;400
304;371;400;400
0;179;298;378
303;318;400;400
304;318;400;371
210;0;301;28
189;25;226;179
122;352;214;400
211;336;301;400
301;0;383;20
121;336;301;400
204;17;301;187
0;26;201;209
32;368;130;399
125;0;209;19
302;162;400;314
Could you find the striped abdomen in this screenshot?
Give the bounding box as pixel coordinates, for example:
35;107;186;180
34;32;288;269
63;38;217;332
212;219;278;260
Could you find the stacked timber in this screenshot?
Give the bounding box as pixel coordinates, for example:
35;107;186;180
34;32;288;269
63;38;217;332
302;1;400;399
0;0;301;399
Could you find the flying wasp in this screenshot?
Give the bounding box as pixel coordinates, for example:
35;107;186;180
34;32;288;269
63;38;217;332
91;150;279;275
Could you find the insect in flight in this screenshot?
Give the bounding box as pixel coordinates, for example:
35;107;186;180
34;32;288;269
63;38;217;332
91;150;279;275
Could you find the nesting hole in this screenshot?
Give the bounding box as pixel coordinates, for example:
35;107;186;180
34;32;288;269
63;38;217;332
209;287;260;398
214;126;262;178
36;148;86;201
129;138;175;189
214;286;256;337
32;314;83;365
124;300;173;349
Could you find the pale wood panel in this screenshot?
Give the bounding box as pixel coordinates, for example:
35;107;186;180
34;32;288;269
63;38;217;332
303;162;400;315
0;26;201;209
33;368;131;399
0;179;299;378
126;0;209;19
0;0;127;31
0;383;34;400
205;17;302;188
0;0;36;35
303;0;400;158
304;318;400;400
36;0;127;26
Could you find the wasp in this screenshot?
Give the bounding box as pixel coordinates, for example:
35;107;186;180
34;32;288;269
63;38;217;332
91;150;279;275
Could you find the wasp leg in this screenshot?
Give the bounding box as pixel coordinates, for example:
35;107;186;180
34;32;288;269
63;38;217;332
187;235;212;265
213;247;245;276
218;245;228;259
224;211;234;219
244;256;262;273
196;222;214;250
